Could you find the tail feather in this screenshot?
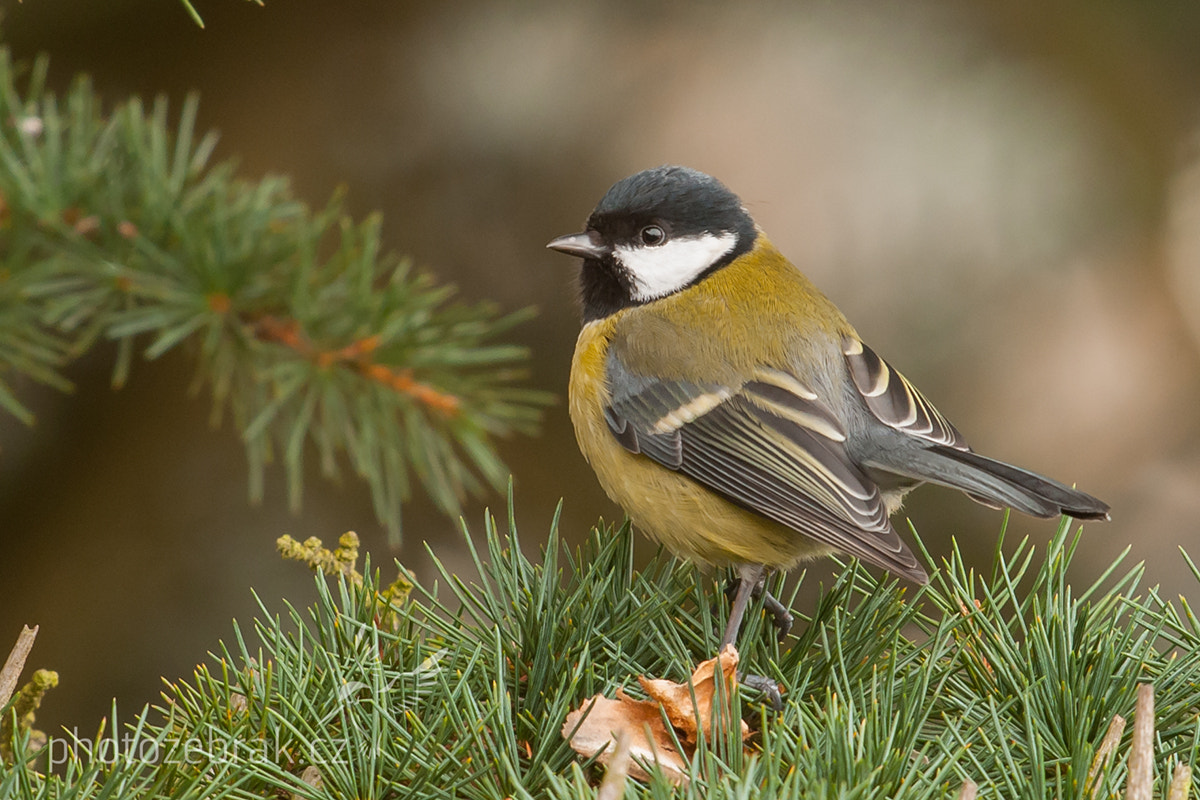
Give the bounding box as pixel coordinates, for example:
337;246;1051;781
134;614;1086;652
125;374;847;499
877;445;1110;521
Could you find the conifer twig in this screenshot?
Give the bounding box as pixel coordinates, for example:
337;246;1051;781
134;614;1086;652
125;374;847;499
0;626;38;707
1125;684;1155;800
1086;713;1126;797
596;730;632;800
4;505;1200;796
1168;763;1192;800
0;48;551;541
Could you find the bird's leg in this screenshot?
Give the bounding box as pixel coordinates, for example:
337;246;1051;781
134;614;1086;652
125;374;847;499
720;564;784;710
723;570;794;643
720;564;763;650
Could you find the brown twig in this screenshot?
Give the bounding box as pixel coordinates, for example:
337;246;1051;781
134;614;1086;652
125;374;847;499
1167;762;1192;800
1125;683;1155;800
1086;712;1127;798
0;625;39;707
253;315;459;415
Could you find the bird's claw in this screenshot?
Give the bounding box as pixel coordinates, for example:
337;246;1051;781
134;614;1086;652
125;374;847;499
760;591;794;642
724;576;794;642
739;671;783;711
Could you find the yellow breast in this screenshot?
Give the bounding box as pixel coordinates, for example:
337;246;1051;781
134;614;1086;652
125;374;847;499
568;314;834;570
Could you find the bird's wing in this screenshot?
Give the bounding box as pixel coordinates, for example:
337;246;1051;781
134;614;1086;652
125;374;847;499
842;336;968;450
605;353;927;582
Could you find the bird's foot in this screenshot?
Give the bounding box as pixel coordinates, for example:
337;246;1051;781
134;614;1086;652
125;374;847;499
724;576;794;642
739;671;783;711
760;590;794;643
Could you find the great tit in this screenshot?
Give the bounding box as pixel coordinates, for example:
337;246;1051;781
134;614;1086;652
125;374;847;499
548;165;1109;652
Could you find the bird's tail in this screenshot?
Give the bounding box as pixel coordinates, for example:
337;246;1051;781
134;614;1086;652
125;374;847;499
894;445;1110;521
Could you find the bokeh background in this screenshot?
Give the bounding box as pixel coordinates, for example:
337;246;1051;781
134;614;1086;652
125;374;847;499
3;0;1200;738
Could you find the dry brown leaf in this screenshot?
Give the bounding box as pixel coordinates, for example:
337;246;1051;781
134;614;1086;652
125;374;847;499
561;645;750;785
561;686;687;783
639;644;749;746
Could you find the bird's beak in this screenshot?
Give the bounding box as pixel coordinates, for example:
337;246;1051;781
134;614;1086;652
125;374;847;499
546;230;609;260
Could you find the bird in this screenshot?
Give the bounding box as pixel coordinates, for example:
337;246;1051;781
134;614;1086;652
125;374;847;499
547;164;1109;657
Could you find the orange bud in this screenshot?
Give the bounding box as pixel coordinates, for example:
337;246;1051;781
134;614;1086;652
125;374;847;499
207;292;232;314
74;215;100;237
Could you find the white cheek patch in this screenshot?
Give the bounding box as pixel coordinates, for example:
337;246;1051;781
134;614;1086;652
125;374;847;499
614;231;738;302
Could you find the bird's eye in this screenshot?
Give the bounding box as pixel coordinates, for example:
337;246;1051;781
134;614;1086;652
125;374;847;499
639;225;666;246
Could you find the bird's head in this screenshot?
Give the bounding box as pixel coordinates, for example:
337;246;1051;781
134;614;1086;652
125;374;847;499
548;165;757;322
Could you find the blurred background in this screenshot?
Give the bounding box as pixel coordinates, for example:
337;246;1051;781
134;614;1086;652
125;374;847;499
2;0;1199;738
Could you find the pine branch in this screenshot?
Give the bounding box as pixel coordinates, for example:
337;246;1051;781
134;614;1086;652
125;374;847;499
2;498;1197;798
0;48;552;539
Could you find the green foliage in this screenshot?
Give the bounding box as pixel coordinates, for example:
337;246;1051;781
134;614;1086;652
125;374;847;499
2;500;1197;798
177;1;265;29
0;49;551;539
